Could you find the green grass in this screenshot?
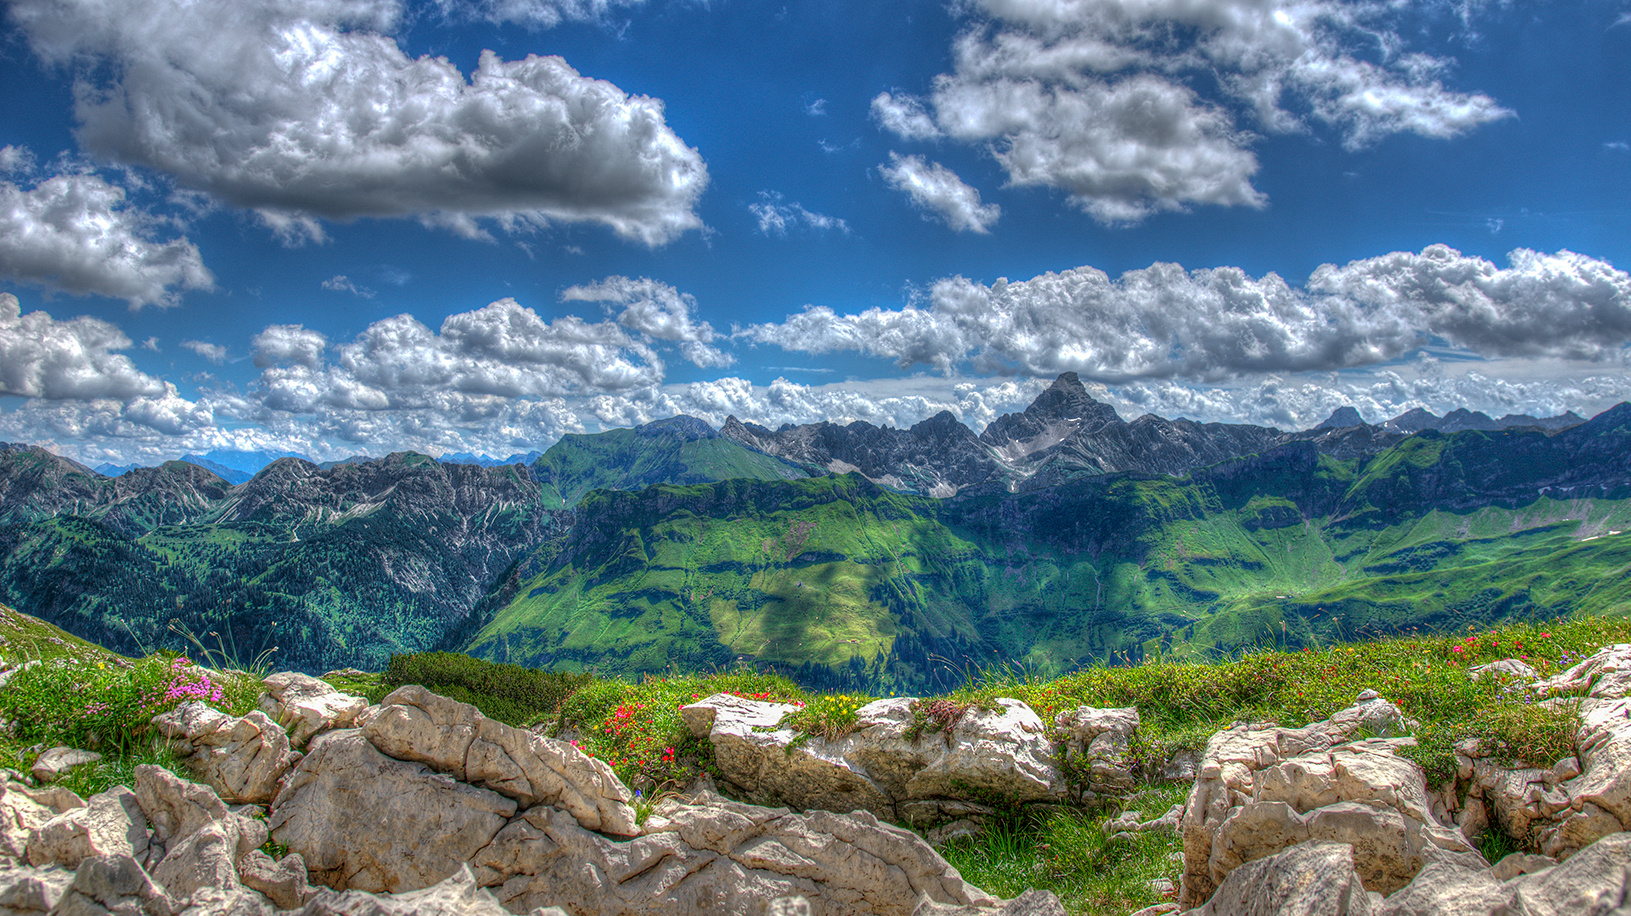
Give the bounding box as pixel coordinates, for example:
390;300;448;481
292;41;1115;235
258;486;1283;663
941;784;1189;916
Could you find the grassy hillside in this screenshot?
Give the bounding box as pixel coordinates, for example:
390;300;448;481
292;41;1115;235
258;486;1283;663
467;437;1631;692
531;420;810;507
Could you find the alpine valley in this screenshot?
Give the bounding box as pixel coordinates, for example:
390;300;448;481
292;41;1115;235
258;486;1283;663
2;374;1627;693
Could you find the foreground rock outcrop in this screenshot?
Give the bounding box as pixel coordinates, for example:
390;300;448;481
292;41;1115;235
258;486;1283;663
1178;692;1479;908
0;673;1050;916
680;694;1142;825
13;646;1631;915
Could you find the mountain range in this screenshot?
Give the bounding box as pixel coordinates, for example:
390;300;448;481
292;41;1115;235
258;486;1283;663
3;374;1621;691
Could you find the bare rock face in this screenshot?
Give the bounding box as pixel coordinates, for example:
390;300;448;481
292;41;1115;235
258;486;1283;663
1373;830;1631;916
362;686;636;836
30;747;102;784
268;730;518;894
237;849;316;910
55;853;177;916
681;694;1065;823
1451;645;1631;859
0;860;74;913
680;695;895;817
1187;840;1375;916
26;787;149;871
131;765;271;907
153;703;300;805
472;787;997;916
1;779;62;862
1054;706;1140;794
1179;696;1477;909
1533;643;1631;700
260;673;369;746
295;865;565;916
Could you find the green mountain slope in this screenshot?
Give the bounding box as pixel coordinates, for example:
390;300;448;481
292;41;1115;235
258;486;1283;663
530;416;811;507
465;419;1631;692
0;452;567;672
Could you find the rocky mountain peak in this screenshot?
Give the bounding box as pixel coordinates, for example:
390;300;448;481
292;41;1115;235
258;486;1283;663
1316;406;1367;429
636;415;717;441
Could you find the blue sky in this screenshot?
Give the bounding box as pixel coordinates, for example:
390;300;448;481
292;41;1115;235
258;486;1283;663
1;0;1629;466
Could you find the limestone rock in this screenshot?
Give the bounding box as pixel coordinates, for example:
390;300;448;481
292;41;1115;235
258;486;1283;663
1054;706;1140;794
475;787;999;916
1499;829;1631;915
682;694;1064;821
175;885;275;916
133;766;263;866
1533;644;1631;700
153;703;300;805
1;779;59;862
682;693;890;814
904;700;1062;803
260;673;368;746
26;787;149;870
362;685;636;836
1469;659;1539;684
18;783;86;814
1188;841;1375;916
268;730;516;894
1179;702;1479;909
153;822;244;902
911;888;1069;915
30;747;102;783
237;849;316;910
0;861;74;913
1374;860;1508;916
293;865;565;916
55;854;176;916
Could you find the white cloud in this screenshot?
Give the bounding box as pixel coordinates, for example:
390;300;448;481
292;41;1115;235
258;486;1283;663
249;296;674;416
0;149;212;308
745;246;1631;380
561;276;733;368
806;98;828;116
749;193;851;236
252;325;329;370
875;0;1509;223
431;0;647;29
870;92;942;141
0;292;168;400
1103;367;1631;432
180;340;228;364
321;275;376;299
879;154;1001;233
9;0;707;246
582;374;1050;433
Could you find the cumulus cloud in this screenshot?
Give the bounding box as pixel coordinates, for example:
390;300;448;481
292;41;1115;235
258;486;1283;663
180;340;228;364
582;374;1049;433
248;296;677;416
0;292;168;400
875;0;1508;223
1104;368;1631;432
749;193;850;236
252;325;329;370
431;0;646;28
8;0;707;246
744;246;1631;380
561;276;733;368
0;148;213;308
879;153;1002;233
322;275;376;299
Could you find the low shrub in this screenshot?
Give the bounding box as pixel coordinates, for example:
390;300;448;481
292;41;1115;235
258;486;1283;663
380;651;594;726
0;653;258;756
